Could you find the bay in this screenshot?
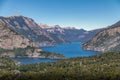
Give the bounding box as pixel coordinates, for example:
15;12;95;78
42;42;98;58
14;42;98;65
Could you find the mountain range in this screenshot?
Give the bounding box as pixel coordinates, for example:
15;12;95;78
1;15;120;54
0;15;102;47
40;23;102;43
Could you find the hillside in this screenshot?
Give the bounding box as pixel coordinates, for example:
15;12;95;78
82;21;120;52
0;15;56;46
0;20;42;57
0;20;65;59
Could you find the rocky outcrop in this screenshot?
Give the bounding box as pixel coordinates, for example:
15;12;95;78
82;21;120;52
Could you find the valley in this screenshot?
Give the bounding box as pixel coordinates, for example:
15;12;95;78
0;15;120;80
0;15;101;59
0;0;120;80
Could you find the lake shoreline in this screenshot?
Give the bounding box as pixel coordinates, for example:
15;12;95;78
13;42;99;65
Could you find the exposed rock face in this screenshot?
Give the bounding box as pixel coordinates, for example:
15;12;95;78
0;15;55;46
40;23;102;42
0;22;37;49
0;21;42;57
82;21;120;52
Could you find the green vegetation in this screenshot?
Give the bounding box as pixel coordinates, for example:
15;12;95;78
0;52;120;80
110;44;120;52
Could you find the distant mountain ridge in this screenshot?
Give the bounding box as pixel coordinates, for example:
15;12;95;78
82;21;120;52
40;23;102;42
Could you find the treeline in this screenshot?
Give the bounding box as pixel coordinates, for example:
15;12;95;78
0;52;120;80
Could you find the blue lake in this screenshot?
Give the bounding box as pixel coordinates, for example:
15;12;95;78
42;42;98;58
13;42;99;65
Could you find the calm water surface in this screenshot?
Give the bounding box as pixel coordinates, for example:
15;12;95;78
42;42;98;58
14;42;99;65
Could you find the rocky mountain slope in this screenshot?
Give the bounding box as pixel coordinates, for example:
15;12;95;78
0;20;42;57
0;19;65;59
0;15;71;46
0;15;56;46
40;23;102;42
82;21;120;52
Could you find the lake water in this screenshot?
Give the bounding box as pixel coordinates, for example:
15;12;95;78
14;42;98;65
42;42;98;58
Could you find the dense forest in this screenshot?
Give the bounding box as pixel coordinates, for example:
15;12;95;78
0;52;120;80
